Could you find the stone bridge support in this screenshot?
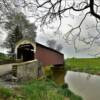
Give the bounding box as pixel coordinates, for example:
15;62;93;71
12;60;44;81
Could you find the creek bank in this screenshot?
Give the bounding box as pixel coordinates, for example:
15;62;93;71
65;71;100;100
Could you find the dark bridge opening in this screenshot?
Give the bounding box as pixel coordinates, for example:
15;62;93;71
17;44;34;61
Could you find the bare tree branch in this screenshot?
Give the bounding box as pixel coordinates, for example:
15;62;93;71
1;0;100;54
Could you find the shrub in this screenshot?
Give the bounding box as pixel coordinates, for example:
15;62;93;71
43;65;53;79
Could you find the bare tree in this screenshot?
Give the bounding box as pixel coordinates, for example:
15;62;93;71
35;0;100;24
1;0;100;54
34;0;100;52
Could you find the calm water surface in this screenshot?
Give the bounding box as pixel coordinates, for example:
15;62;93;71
65;71;100;100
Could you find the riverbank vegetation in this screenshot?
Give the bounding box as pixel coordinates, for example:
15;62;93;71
0;79;82;100
65;57;100;74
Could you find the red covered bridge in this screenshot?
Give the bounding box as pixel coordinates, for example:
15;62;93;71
15;39;64;67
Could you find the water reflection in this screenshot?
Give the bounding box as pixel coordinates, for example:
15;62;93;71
65;71;100;100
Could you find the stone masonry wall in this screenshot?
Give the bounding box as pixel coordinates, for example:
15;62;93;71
12;60;44;81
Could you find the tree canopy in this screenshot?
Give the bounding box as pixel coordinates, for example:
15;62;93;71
5;12;37;42
3;25;23;56
3;12;37;56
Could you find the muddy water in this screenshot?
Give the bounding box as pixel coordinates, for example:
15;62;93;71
65;71;100;100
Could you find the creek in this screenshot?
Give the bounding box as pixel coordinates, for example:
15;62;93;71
65;71;100;100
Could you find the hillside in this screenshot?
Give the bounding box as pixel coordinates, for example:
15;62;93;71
65;58;100;74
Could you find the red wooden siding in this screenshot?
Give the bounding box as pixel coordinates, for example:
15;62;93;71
35;43;64;66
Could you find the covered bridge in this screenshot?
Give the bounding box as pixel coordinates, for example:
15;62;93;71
15;39;64;67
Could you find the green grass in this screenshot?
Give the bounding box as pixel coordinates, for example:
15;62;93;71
0;53;9;61
58;84;82;100
0;87;13;99
0;79;82;100
65;57;100;74
21;79;64;100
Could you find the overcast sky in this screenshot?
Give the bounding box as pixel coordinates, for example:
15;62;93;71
0;0;100;58
0;13;99;58
34;14;100;58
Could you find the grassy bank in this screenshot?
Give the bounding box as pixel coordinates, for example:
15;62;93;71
0;53;9;61
0;79;82;100
65;57;100;74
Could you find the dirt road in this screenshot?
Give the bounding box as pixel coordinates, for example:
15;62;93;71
0;64;13;76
